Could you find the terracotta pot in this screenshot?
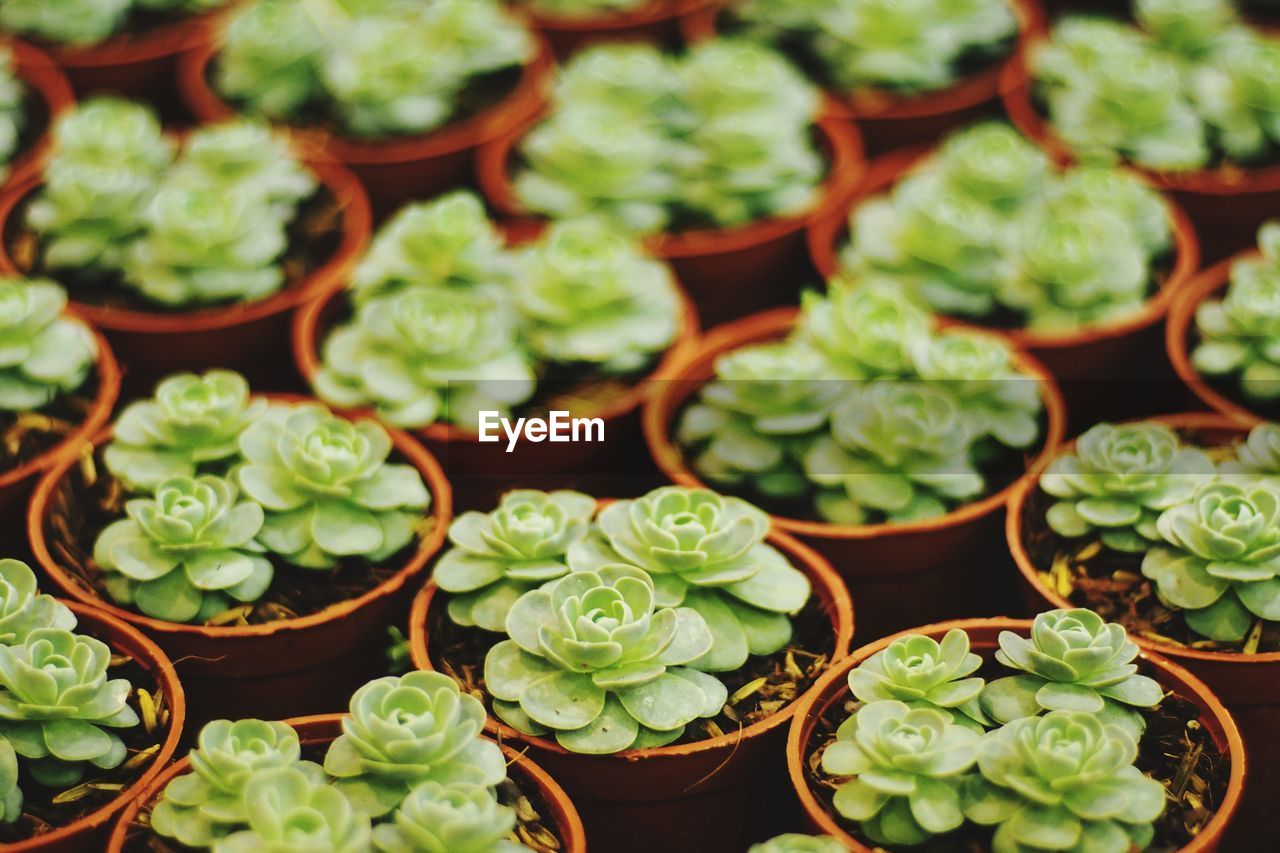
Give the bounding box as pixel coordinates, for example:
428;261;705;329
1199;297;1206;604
1166;251;1268;427
8;600;184;853
643;306;1067;642
408;526;855;853
26;395;452;729
1006;413;1274;848
177;26;555;214
532;0;716;57
0;154;371;396
105;713;586;853
788;617;1246;852
476;109;864;329
2;39;74;194
808;145;1201;431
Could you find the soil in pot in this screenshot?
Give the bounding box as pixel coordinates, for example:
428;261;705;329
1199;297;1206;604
0;374;98;488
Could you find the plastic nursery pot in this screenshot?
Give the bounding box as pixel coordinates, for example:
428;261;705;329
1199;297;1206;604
643;306;1068;642
105;713;586;853
9;600;185;853
1006;412;1276;847
0;154;371;396
1166;251;1269;427
2;39;74;194
531;0;717;57
176;28;555;215
25;394;452;730
807;145;1201;431
787;617;1246;852
408;526;855;853
476;110;865;329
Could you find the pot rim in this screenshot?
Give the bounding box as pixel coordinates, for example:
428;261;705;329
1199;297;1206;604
641;305;1068;543
407;521;855;763
533;0;714;32
7;599;185;852
3;38;75;190
25;392;453;641
35;7;225;69
786;616;1247;852
103;712;587;853
1006;410;1280;666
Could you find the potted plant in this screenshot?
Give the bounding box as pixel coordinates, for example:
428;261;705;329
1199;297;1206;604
408;484;855;852
1002;0;1280;260
293;190;699;507
517;0;718;57
789;610;1246;851
682;0;1043;155
26;368;452;728
0;40;73;195
1006;413;1279;842
0;557;185;851
644;275;1066;639
1167;219;1280;424
476;38;864;328
107;671;586;852
808;121;1200;426
0;0;227;98
0;97;370;391
176;0;553;212
749;835;845;852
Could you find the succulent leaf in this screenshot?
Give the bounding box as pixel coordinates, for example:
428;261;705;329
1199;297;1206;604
0;277;98;414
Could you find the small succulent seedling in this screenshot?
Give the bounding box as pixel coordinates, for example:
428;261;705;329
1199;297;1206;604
373;780;526;853
213;766;373;853
0;277;98;413
0;49;21;185
849;629;989;730
0;0;222;44
435;490;595;632
0;559;76;645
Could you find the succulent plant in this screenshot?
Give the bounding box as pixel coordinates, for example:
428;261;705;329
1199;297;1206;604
236;403;430;569
484;566;727;753
962;711;1165;853
1135;0;1239;59
980;609;1163;739
1193;29;1280;164
0;277;97;413
849;629;989;730
931;122;1051;214
150;719;305;847
1220;422;1280;490
212;766;373;853
569;487;811;671
821;700;979;847
0;735;18;824
1142;481;1280;641
1043;166;1173;258
435;490;596;632
748;834;846;853
798;279;931;379
213;0;325;120
0;559;75;646
0;48;21;185
372;781;525;853
0;0;223;44
93;475;274;623
0;628;139;787
1040;422;1216;552
175;121;316;214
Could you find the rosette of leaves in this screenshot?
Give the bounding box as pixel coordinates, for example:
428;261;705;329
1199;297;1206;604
821;700;979;847
0;0;222;45
513;220;681;372
748;835;845;853
175;121;316;215
569;487;811;671
324;672;505;817
484;566;727;753
962;711;1165;852
0;559;75;646
1040;421;1215;552
798;278;931;379
93;475;274;623
0;628;139;786
313;287;535;430
1219;422;1280;490
0;277;97;413
213;0;324;119
1192;221;1280;401
213;766;372;853
1135;0;1239;60
1142;481;1280;641
150;719;305;847
435;490;595;632
933;122;1051;215
1044;166;1173;258
372;781;525;853
980;609;1163;739
0;48;21;185
104;370;266;492
849;629;989;731
0;735;18;823
236;403;430;569
1192;29;1280;164
805;382;985;524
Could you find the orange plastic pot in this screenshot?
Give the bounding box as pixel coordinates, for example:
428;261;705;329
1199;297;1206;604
26;395;452;729
531;0;716;57
0;154;370;395
1166;251;1268;427
2;39;74;194
408;526;854;853
106;713;586;853
477;110;864;329
643;306;1067;642
1006;413;1273;847
177;27;555;214
788;617;1246;852
8;600;184;853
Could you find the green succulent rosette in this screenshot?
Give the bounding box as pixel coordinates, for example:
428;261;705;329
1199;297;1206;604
0;559;76;646
0;277;97;413
748;834;845;853
1135;0;1239;60
568;487;811;671
0;0;222;45
821;700;980;847
1219;422;1280;491
372;781;527;853
798;279;932;379
0;734;18;823
0;48;21;186
435;490;596;632
174;121;315;213
933;122;1051;214
962;711;1165;853
1192;29;1280;165
849;629;989;731
1044;166;1173;258
484;566;726;753
213;0;324;120
212;765;372;853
